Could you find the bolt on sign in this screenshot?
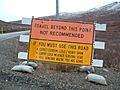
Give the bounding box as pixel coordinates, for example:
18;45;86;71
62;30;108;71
28;19;94;65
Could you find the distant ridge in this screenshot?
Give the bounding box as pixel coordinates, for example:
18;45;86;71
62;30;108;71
0;20;7;24
0;20;30;33
9;20;22;24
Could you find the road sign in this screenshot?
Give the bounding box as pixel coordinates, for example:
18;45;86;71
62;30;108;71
31;19;94;44
28;19;94;65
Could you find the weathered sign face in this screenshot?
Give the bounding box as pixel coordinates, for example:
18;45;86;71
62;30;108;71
28;19;94;65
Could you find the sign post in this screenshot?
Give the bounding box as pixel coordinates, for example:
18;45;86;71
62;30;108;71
28;19;94;66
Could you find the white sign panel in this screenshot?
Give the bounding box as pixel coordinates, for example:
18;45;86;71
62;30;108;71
95;23;106;31
94;41;105;49
22;17;32;25
18;52;28;60
92;59;103;67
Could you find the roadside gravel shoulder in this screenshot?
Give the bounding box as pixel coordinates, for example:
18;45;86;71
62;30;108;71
0;37;120;90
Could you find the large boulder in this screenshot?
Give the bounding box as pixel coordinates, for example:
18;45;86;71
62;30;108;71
11;64;34;73
21;61;38;69
85;73;107;85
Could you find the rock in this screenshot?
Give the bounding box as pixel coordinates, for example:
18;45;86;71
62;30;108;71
21;61;38;69
85;73;107;85
11;65;34;73
79;66;95;73
103;68;109;72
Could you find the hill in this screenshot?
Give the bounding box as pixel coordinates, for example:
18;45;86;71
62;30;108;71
0;20;30;33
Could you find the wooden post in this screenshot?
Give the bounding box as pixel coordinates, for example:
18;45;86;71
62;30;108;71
1;26;3;34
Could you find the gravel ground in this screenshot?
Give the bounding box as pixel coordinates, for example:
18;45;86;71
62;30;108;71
0;37;120;90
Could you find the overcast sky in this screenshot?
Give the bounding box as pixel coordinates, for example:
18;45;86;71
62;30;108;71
0;0;120;22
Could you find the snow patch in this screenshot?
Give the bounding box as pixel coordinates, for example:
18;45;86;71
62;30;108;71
108;2;120;11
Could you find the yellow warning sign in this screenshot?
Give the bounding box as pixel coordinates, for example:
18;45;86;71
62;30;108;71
28;39;93;65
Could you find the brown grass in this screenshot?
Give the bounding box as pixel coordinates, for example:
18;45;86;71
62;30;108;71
95;40;120;70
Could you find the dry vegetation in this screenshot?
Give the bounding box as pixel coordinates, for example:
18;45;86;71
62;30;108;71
95;39;120;70
0;20;30;33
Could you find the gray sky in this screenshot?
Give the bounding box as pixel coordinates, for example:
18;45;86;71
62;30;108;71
0;0;120;22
